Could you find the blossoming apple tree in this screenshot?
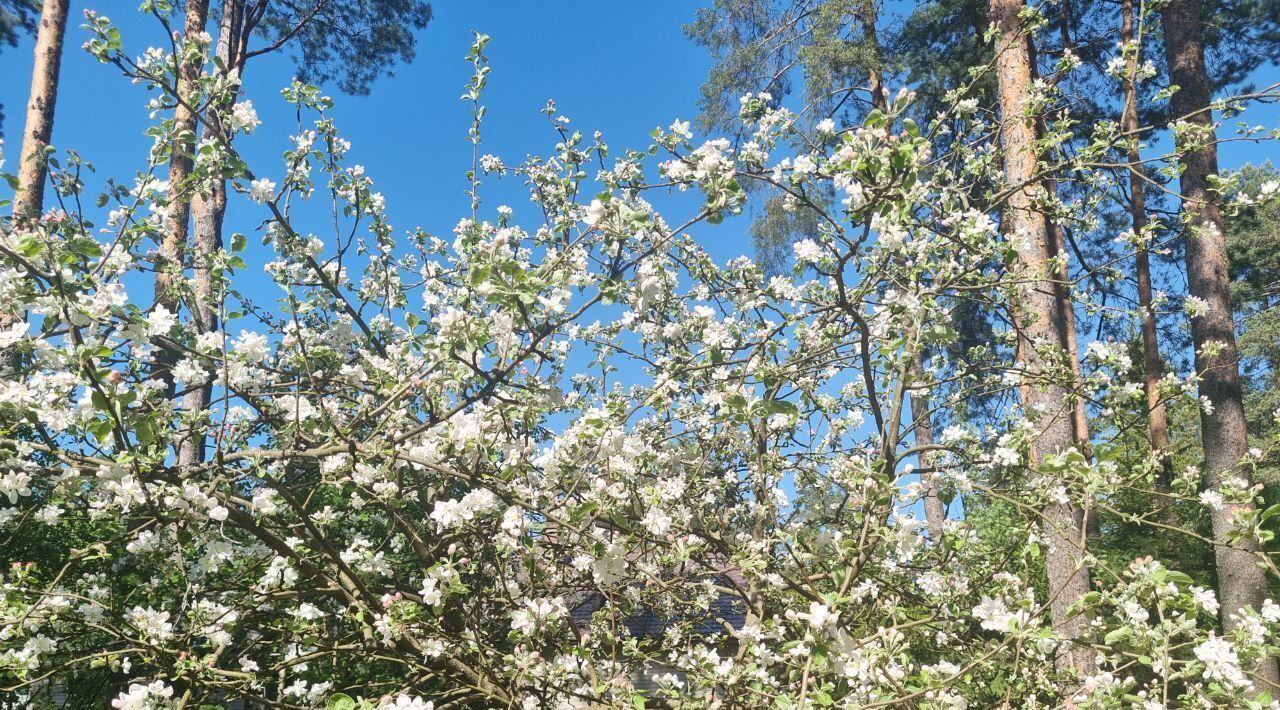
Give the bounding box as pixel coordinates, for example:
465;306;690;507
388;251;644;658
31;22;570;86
3;8;1280;709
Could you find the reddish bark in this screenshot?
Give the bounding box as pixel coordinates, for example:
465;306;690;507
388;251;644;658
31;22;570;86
1120;0;1173;487
1161;0;1280;688
991;0;1093;674
13;0;70;225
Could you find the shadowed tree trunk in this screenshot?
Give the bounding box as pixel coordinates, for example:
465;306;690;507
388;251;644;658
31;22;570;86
153;0;211;391
991;0;1093;675
1161;0;1280;689
1050;216;1090;463
862;6;888;114
13;0;69;225
908;355;947;537
1042;180;1098;537
859;3;947;537
1120;0;1173;488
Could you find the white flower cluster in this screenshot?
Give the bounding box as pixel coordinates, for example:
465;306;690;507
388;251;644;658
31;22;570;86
429;487;498;530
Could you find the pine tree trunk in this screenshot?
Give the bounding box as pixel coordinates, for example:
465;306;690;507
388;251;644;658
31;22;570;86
179;0;241;468
909;355;947;537
1050;218;1090;461
153;0;210;391
863;11;888;114
12;0;69;225
5;0;68;332
1043;185;1098;537
990;0;1093;675
1161;0;1280;689
1121;0;1173;487
861;4;947;537
1027;34;1096;533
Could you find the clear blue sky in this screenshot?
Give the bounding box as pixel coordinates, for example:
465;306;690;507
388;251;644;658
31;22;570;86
0;1;742;260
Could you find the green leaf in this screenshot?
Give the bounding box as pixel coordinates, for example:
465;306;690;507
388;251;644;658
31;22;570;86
16;235;42;257
763;399;798;416
135;419;156;446
1041;449;1088;473
70;238;103;259
569;501;599;524
91;391;111;412
326;693;356;710
89;418;113;444
1103;627;1132;646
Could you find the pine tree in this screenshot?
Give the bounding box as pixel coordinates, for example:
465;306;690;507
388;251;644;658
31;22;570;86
156;0;434;467
12;0;68;225
152;0;209;397
1162;0;1280;688
990;0;1093;674
1119;0;1172;486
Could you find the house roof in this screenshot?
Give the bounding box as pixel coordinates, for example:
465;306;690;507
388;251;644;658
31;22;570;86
568;559;749;639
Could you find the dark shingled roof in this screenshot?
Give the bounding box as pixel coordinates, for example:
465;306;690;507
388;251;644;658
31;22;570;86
569;563;749;639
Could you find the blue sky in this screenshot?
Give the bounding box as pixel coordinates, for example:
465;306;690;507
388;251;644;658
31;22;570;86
0;1;739;262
